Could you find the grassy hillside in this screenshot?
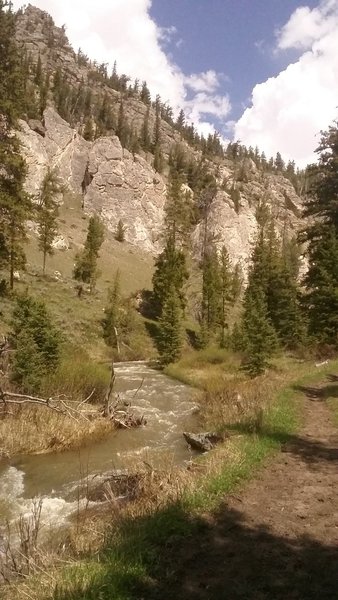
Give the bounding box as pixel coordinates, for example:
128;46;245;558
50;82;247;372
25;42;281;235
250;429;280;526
0;192;156;360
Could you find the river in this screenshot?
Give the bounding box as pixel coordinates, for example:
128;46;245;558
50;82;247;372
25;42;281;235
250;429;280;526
0;363;199;533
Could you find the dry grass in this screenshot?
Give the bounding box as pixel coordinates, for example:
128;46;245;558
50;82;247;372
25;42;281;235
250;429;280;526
3;359;337;600
0;404;113;458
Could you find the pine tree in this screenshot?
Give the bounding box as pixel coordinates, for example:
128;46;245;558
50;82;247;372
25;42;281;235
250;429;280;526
200;245;221;346
10;293;61;392
0;1;32;289
157;286;184;365
73;215;104;293
219;245;233;347
140;81;151;105
302;122;338;346
176;109;185;133
165;170;194;247
304;225;338;345
37;168;63;274
34;53;43;86
102;270;122;349
116;100;129;148
241;287;278;377
140;106;151;152
152;237;189;317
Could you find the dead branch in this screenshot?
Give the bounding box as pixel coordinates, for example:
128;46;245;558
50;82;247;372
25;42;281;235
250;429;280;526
0;388;97;421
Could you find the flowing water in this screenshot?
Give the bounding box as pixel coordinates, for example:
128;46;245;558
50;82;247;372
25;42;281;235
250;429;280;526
0;363;199;534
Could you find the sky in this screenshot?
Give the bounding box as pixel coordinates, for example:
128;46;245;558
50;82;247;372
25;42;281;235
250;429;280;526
12;0;338;166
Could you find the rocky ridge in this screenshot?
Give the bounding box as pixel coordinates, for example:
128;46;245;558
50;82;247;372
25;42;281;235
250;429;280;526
16;5;304;264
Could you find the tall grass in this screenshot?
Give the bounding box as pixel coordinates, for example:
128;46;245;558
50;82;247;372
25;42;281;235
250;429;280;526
41;351;111;403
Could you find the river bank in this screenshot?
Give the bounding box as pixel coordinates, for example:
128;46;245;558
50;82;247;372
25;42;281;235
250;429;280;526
3;358;337;598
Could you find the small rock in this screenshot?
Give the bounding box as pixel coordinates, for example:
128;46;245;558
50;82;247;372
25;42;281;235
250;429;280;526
13;271;20;281
52;235;69;251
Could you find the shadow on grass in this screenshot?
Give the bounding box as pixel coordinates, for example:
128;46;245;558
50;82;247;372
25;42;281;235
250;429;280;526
53;497;338;600
43;373;338;600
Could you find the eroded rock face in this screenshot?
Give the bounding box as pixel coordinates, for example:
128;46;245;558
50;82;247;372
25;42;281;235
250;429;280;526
18;106;304;262
15;5;305;264
18;108;166;253
85;138;166;252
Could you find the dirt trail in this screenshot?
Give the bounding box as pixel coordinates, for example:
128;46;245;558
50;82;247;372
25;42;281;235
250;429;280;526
163;381;338;600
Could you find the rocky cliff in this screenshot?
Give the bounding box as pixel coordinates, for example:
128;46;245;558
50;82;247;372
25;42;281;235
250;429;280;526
19;108;166;253
16;5;304;268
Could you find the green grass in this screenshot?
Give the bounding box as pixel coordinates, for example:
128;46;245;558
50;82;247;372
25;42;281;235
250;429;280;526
9;361;338;600
0;192;155;360
165;346;241;390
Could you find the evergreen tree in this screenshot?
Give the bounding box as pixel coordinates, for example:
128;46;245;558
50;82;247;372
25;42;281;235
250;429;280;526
304;225;338;345
140;81;151;105
102;270;122;349
302;122;338;346
10;293;61;392
275;152;285;171
152;237;189;317
200;244;220;346
140;106;151;151
73;215;104;293
0;1;32;289
165;169;194;247
37;168;63;274
240;287;278;377
176;109;185;133
157;286;184;365
116;100;129;148
219;245;233;347
34;53;43;86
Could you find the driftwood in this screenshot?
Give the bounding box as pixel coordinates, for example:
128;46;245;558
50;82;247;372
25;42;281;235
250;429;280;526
0;387;96;422
101;357;146;429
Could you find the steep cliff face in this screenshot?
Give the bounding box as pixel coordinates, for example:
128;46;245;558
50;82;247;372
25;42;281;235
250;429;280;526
16;5;304;268
19;108;166;253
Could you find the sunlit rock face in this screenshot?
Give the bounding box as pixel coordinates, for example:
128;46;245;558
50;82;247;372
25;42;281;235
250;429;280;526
16;5;304;263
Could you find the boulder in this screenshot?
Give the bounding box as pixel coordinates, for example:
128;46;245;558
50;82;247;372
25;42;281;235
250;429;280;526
183;431;226;452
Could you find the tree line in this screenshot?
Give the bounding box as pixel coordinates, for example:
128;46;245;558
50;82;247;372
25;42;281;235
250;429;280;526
1;1;337;386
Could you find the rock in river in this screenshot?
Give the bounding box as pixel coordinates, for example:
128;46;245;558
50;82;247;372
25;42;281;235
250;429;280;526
183;431;227;452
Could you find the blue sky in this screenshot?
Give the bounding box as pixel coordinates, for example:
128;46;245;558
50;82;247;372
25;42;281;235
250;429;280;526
12;0;338;165
151;0;318;123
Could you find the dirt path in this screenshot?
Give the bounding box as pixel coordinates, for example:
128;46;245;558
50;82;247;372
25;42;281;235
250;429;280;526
157;382;338;600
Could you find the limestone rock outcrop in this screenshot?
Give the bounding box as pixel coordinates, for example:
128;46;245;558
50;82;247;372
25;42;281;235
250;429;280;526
15;4;305;265
19;107;166;253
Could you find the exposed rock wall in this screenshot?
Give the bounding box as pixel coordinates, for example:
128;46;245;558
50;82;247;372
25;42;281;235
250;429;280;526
15;5;304;266
19;108;166;253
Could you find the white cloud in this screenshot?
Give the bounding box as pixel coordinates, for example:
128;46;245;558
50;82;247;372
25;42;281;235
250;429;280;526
277;1;337;50
13;0;230;138
185;70;220;93
235;0;338;167
185;92;231;123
